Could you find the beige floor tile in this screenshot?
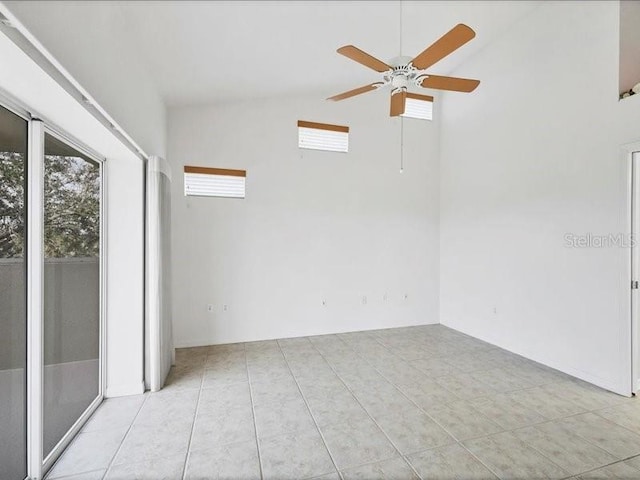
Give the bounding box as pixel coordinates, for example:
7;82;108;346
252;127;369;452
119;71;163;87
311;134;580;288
185;440;260;480
578;461;640;479
133;389;198;429
540;381;629;411
426;400;503;440
80;395;146;434
470;393;547;430
47;429;126;479
341;457;419;480
407;443;498;479
596;402;640;434
48;469;106;480
190;403;255;448
259;430;335;480
513;422;617;476
559;413;640;458
409;357;462;377
471;368;534;393
375;407;455;454
320;417;397;470
396;380;460;410
112;422;192;466
463;431;569;479
505;386;585;419
435;372;498;399
249;377;302;406
104;453;186;480
254;396;316;438
349;383;416;420
202;364;248;388
624;455;640;470
304;389;370;427
199;381;251;411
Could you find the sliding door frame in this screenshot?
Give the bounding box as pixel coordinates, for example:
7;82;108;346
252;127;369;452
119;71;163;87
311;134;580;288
0;97;34;480
625;140;640;397
26;118;44;480
40;126;106;476
0;90;107;480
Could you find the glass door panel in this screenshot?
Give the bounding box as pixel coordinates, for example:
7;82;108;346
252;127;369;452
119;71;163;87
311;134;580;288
42;133;101;458
0;105;28;480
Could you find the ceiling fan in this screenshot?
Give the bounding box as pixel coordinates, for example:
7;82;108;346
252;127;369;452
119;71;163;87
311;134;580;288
327;24;480;116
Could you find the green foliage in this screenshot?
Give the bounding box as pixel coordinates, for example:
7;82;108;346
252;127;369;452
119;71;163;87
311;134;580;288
0;152;25;257
0;152;100;259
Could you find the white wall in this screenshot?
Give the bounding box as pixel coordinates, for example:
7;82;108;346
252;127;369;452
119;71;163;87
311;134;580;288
168;92;440;346
0;20;150;397
3;0;166;157
439;1;640;395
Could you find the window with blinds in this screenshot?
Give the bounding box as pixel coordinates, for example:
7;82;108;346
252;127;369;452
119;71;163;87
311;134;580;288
183;166;246;198
298;120;349;153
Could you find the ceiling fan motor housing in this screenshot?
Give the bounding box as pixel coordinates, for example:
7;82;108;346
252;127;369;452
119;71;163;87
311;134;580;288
386;61;420;92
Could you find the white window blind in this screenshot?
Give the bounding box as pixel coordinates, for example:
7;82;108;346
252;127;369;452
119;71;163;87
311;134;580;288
401;93;433;121
298;120;349;153
184;166;246;198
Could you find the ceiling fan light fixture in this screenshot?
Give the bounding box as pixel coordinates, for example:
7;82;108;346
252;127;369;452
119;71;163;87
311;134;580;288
401;93;433;121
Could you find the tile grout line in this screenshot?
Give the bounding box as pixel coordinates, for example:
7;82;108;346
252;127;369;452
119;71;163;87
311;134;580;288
276;339;344;480
362;332;586;479
343;332;505;480
100;393;151;480
245;343;266;480
179;355;209;480
259;330;635;480
571;453;640;478
174;331;636;480
360;331;637;480
306;337;423;479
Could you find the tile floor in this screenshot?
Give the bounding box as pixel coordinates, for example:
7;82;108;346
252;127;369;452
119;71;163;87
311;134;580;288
46;325;640;480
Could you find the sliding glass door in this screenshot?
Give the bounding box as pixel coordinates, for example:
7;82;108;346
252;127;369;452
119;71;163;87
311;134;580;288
43;133;101;459
0;99;104;480
0;105;28;480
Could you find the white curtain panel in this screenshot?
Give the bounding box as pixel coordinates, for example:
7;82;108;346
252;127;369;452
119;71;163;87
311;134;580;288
145;156;174;392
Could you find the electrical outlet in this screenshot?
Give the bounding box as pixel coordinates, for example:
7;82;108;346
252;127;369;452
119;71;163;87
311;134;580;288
223;304;229;312
207;304;214;313
493;306;497;314
362;296;367;305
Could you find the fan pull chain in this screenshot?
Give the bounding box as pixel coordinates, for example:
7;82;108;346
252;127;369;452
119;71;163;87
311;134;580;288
400;116;404;173
399;0;403;57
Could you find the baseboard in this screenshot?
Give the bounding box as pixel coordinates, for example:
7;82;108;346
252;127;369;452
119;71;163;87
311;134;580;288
106;380;145;398
175;319;440;349
441;320;631;397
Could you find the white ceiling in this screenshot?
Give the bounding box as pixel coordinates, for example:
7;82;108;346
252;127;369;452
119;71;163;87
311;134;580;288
117;1;539;106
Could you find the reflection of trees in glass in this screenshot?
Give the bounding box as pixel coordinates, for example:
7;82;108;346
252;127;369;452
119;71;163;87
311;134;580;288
0;152;99;258
44;155;99;258
0;152;25;258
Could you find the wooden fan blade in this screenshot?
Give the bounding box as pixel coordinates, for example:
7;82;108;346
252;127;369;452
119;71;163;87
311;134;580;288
411;24;476;70
337;45;392;73
327;83;382;101
390;91;406;117
418;74;480;92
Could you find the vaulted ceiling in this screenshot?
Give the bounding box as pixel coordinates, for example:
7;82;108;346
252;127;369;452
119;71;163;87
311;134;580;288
6;1;540;107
